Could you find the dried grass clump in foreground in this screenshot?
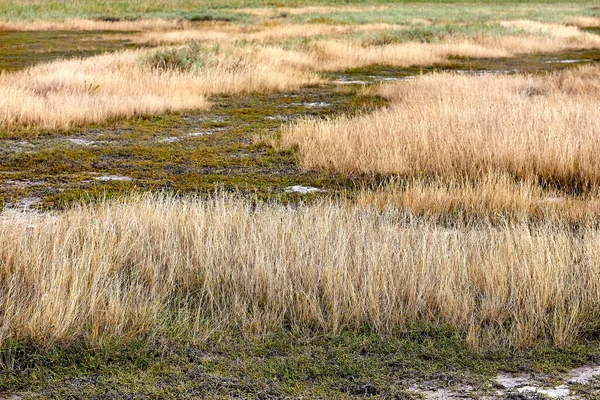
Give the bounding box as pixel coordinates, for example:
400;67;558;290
282;66;600;188
1;195;599;350
0;44;320;130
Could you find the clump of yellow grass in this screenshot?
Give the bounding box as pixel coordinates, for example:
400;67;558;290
0;194;598;350
0;44;320;130
282;66;600;188
136;23;402;44
0;50;206;130
567;17;600;28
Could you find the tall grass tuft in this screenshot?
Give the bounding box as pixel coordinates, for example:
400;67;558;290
282;66;600;190
1;195;599;350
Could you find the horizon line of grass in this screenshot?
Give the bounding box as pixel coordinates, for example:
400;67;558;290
0;0;597;22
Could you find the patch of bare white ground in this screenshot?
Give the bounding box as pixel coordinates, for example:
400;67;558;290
188;131;213;137
407;365;600;399
156;136;181;143
284;185;325;194
95;175;133;182
496;366;600;399
67;138;98;146
546;59;592;64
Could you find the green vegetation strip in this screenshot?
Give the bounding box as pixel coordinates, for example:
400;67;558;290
0;1;597;23
2;328;599;399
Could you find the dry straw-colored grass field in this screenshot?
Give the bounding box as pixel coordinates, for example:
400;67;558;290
283;66;600;187
356;175;600;223
282;65;600;224
2;18;600;130
0;43;322;130
1;195;599;350
1;3;600;356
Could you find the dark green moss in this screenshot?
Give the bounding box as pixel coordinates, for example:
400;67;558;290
452;48;600;74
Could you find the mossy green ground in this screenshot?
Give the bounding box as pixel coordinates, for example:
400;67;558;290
0;83;385;210
2;327;600;399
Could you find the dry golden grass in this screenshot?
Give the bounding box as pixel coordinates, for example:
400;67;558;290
567;16;600;28
278;32;598;72
169;37;498;72
138;20;600;59
2;5;600;357
0;32;497;129
500;20;589;38
136;22;400;44
1;194;599;349
278;39;509;70
0;44;320;130
234;5;390;16
282;66;600;188
480;33;600;55
356;175;600;223
2;18;599;130
0;50;206;129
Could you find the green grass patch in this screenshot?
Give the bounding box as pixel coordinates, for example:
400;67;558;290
1;326;599;399
0;1;597;23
